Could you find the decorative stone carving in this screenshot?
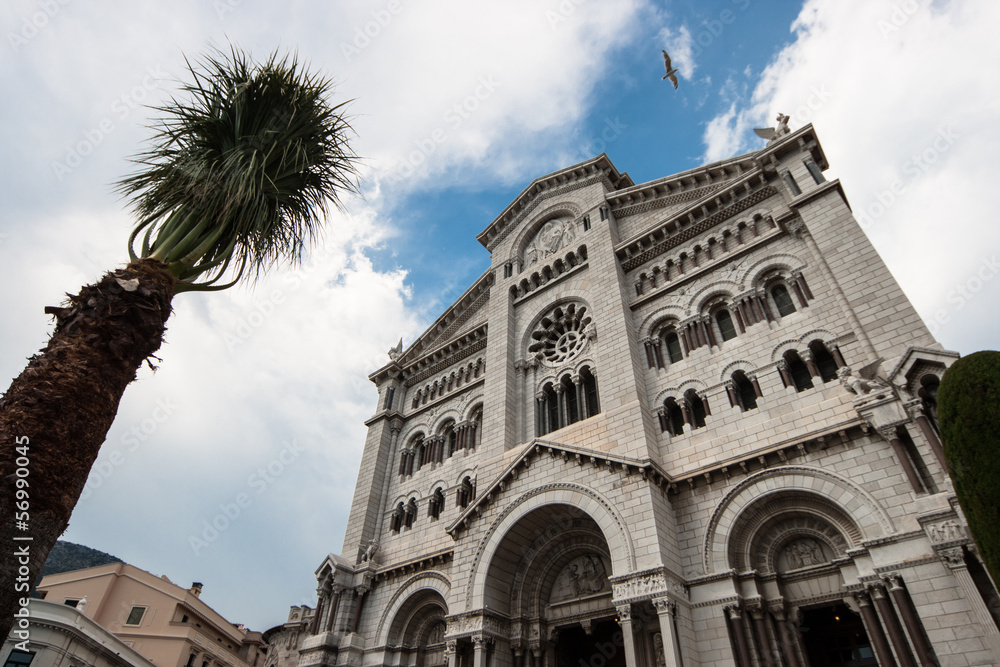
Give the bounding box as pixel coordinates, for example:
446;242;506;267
616;604;632;622
528;303;592;366
938;546;965;568
780;538;827;570
524;217;579;268
838;366;890;400
653;632;666;667
360;538;380;564
612;572;668;602
551;553;608;602
926;519;966;544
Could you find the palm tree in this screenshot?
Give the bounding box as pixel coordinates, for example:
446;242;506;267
0;47;358;639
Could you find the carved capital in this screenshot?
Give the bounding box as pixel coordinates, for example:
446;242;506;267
938;546;966;569
444;641;457;656
903;398;925;420
616;604;632;623
652;597;676;616
724;604;743;620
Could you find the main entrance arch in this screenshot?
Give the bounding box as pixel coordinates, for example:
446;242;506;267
454;502;629;667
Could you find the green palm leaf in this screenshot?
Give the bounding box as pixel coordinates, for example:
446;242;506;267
116;47;360;292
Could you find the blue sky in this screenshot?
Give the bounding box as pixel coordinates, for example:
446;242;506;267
1;0;998;632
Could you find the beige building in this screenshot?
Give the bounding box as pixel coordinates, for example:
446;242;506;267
36;563;266;667
1;598;156;667
297;125;1000;666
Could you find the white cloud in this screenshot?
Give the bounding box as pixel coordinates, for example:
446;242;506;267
700;0;1000;353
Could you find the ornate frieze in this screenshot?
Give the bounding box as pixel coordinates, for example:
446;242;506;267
445;612;510;641
610;567;688;603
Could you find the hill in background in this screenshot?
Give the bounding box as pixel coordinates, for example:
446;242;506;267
40;540;123;579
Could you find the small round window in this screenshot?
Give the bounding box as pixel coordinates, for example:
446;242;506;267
529;303;592;366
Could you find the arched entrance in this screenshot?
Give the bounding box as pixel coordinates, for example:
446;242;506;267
477;504;619;667
385;589;449;667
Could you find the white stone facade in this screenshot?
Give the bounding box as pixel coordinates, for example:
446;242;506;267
301;126;1000;667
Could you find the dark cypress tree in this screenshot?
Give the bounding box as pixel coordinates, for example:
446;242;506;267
939;350;1000;584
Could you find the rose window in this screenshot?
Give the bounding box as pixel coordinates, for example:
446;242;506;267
529;303;592;366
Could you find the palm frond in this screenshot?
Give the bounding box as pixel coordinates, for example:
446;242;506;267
116;46;360;290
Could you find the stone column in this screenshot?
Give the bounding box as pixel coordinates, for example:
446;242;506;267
725;605;753;667
870;583;916;667
325;585;343;633
573;374;585;421
878;426;925;494
349;588;366;633
311;585;326;635
748;605;776;667
535;393;545;437
770;606;800;667
884;575;937;667
530;647;542;667
445;641;458;667
652;598;681;667
938;547;1000;660
472;636;489;667
615;604;639;667
905;401;947;469
514;361;527;444
855;591;897;667
555;384;567;430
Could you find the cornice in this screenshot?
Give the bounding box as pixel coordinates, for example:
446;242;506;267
617;181;779;273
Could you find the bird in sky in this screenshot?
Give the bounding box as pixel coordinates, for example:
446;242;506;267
661;49;679;89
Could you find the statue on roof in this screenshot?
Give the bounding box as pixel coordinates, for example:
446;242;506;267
388;338;403;362
753;113;791;144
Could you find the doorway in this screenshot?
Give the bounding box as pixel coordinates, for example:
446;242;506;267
800;604;876;666
557;620;626;667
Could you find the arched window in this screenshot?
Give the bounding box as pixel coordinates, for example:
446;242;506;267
404;498;417;528
771;284;797;317
390;502;405;533
457;477;475;508
685;389;708;429
428;488;445;519
808;341;840;383
581;367;600;418
732;371;758;411
660;397;685;436
784;351;814;392
715;309;737;342
664;330;684;363
919;375;941;432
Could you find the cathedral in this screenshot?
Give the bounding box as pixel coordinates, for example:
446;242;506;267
292;125;1000;666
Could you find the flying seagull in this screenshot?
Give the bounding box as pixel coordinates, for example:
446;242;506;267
661;49;678;89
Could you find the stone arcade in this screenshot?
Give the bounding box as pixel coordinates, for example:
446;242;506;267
295;125;1000;666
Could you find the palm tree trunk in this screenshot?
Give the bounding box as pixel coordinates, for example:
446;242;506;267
0;258;175;640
